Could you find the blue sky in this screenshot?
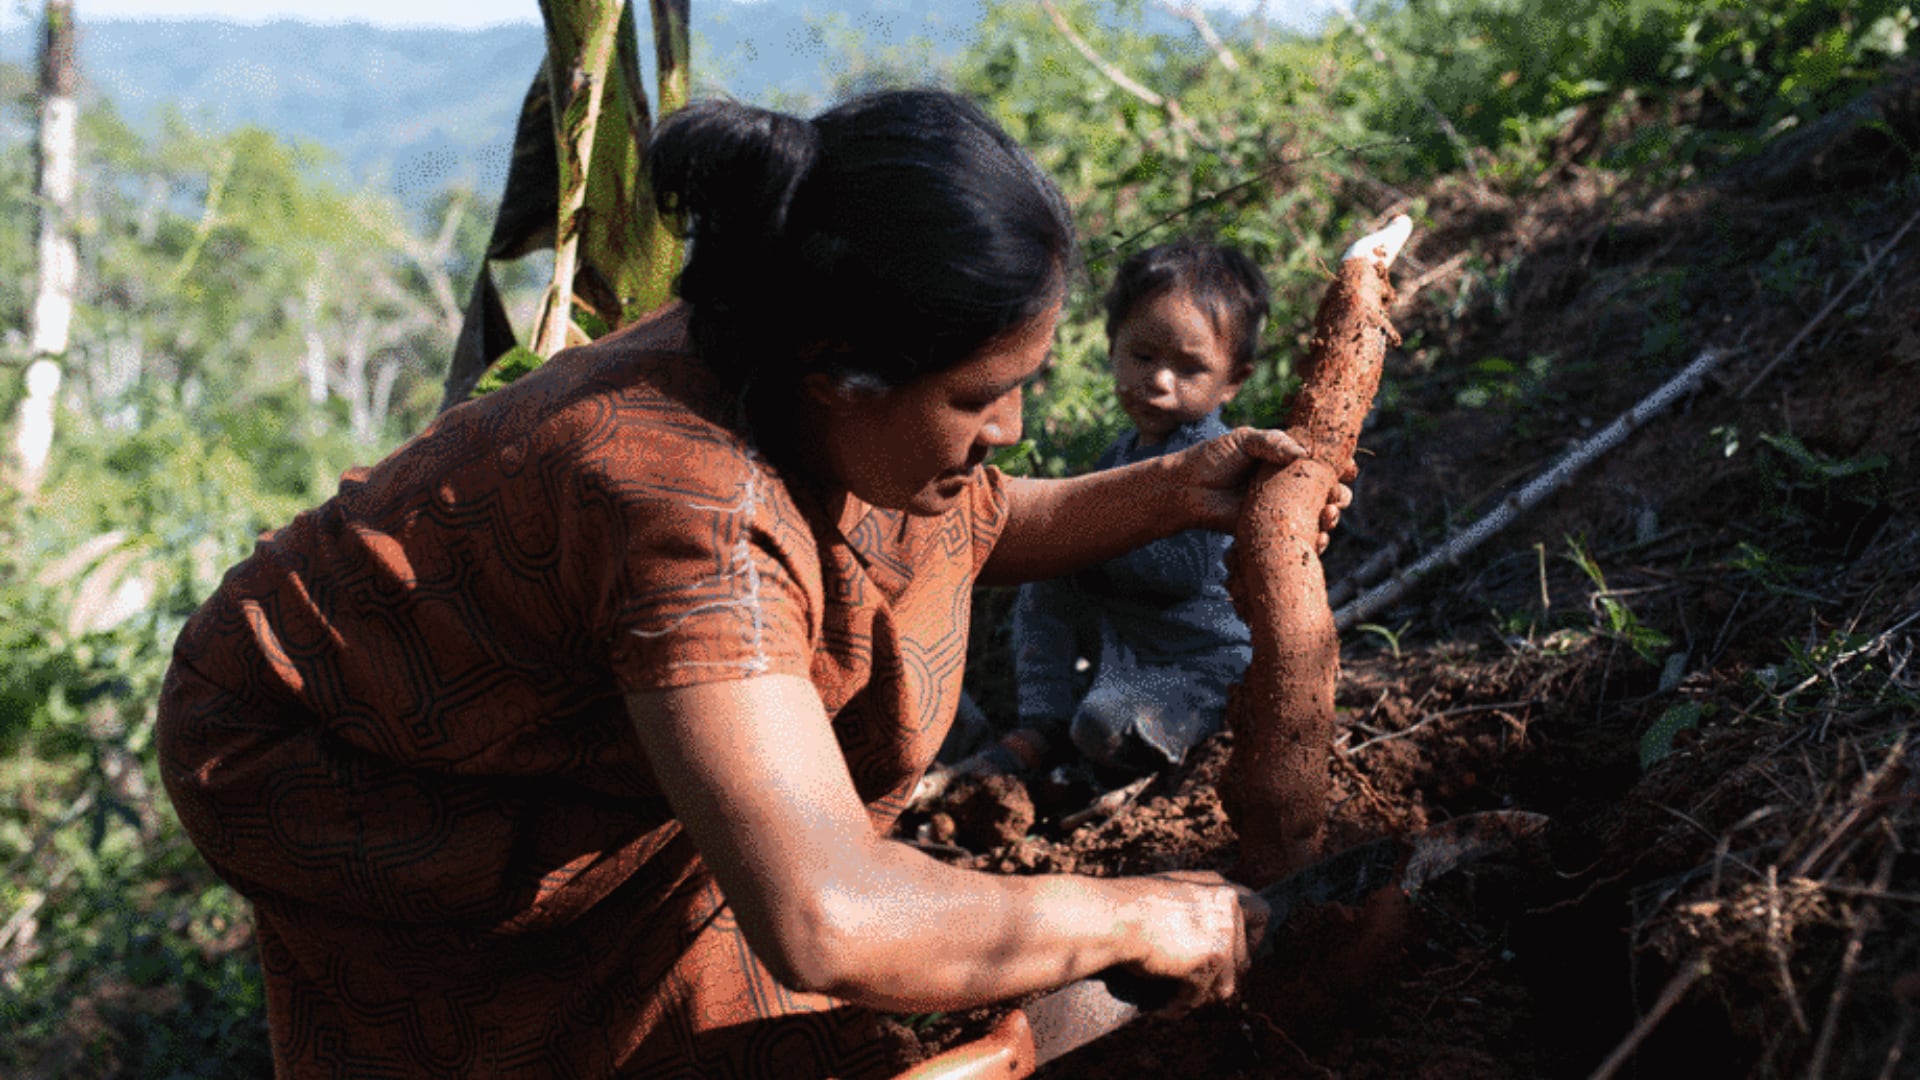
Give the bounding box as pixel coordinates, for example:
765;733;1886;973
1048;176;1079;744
1;0;1332;32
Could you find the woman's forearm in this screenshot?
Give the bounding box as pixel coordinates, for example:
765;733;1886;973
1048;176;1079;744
805;839;1182;1012
628;676;1248;1015
978;459;1191;587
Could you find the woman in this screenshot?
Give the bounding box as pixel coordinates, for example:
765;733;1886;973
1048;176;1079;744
158;89;1342;1078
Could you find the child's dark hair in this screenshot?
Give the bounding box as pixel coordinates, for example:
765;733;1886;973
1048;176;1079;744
648;89;1076;404
1102;239;1270;372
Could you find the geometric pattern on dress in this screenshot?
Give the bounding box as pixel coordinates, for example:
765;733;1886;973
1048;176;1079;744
157;302;1009;1078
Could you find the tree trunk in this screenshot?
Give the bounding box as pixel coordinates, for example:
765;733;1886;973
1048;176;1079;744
1225;217;1410;887
12;0;78;496
302;278;329;406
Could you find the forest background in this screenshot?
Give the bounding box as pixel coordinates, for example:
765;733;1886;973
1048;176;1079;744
0;0;1913;1075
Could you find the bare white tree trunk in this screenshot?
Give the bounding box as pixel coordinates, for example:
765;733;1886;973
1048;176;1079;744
343;315;374;443
302;278;330;407
370;357;401;437
13;0;79;496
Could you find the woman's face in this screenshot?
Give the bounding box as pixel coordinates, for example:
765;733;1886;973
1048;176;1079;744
806;302;1058;516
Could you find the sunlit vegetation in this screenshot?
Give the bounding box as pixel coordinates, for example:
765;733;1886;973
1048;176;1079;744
0;0;1911;1073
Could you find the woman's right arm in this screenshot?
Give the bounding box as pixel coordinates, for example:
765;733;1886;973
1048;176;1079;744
625;674;1261;1015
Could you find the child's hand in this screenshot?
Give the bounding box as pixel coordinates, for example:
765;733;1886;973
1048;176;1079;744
1178;427;1352;551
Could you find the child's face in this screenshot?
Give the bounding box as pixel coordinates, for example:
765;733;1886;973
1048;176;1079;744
1110;287;1247;445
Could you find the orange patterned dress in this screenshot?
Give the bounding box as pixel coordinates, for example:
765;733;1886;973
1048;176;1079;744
157;303;1008;1078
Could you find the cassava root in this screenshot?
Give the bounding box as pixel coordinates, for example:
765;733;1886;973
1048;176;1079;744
1225;216;1409;887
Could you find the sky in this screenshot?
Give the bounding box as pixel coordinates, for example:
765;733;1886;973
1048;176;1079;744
0;0;1325;32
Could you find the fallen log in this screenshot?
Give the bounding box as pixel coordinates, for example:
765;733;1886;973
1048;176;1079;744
1225;216;1409;887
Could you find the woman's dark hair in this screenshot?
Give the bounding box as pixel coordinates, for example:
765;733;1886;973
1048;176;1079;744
647;89;1076;406
1102;239;1270;373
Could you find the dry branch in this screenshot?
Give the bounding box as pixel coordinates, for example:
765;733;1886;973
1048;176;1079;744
1159;0;1239;71
1588;957;1710;1080
1038;0;1206;153
1739;202;1920;397
1806;845;1897;1078
1325;539;1401;608
1334;344;1735;630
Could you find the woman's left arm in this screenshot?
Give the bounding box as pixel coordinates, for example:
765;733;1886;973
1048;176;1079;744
978;427;1352;587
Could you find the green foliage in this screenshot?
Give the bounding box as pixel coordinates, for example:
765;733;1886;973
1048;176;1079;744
1356;622;1408;659
1566;536;1672;663
949;0;1915;482
1747;623;1920;733
0;0;1910;1068
1752;432;1893;556
0;832;272;1078
0;393;354;1070
1640;701;1705;769
473;345;548;398
1354;0;1913;176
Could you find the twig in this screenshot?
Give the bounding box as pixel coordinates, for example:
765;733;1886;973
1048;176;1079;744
1815;883;1920;904
1038;0;1204;153
1390;249;1471;311
1089;138;1411;260
1792;735;1908;879
0;861;74;957
1588;957;1710;1080
1061;774;1155;830
1244;1005;1337;1078
1876;1010;1913;1080
1740;202;1920;397
0;783;97;886
1337;346;1737;630
1159;0;1239;71
1776;607;1920;705
1651;802;1764;881
1326;540;1403;608
1346;698;1542;755
1766;865;1812;1034
1329;743;1394;817
1806;844;1897;1078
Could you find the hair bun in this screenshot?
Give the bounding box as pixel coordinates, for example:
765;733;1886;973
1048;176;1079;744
650;100;820;256
648;89;1075;427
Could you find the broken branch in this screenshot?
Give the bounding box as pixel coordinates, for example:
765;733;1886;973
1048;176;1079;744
1739;202;1920;397
1158;0;1239;71
1038;0;1206;154
1588;957;1710;1080
1335;344;1736;630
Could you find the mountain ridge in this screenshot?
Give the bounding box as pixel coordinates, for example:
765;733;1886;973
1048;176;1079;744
0;2;1324;204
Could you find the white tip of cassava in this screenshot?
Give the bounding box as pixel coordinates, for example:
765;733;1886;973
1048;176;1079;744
1342;214;1413;268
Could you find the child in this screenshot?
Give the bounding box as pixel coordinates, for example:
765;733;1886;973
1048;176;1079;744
1010;238;1271;779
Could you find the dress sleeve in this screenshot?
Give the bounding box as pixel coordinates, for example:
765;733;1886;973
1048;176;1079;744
602;445;822;693
967;464;1013;574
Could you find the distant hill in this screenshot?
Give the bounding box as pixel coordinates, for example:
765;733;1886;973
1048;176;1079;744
0;1;996;202
0;1;1323;205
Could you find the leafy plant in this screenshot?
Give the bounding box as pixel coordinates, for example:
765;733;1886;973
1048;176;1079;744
1640;700;1706;769
1566;536;1672;663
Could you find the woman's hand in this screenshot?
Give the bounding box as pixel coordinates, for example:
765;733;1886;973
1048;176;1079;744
1175;427;1353;549
1120;870;1271;1018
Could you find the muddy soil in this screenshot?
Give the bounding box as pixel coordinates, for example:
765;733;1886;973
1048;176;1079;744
907;153;1920;1077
